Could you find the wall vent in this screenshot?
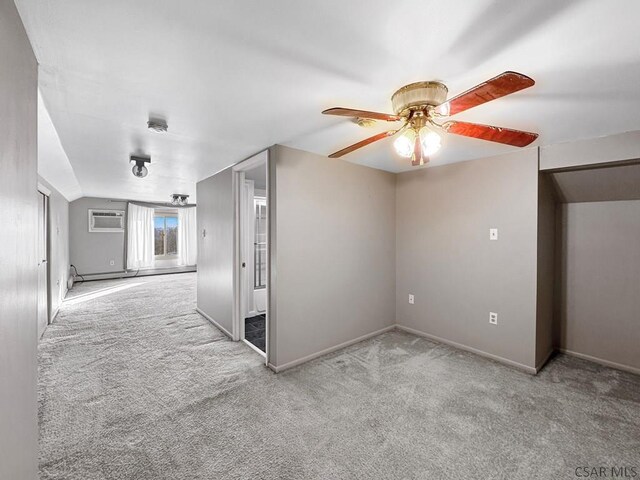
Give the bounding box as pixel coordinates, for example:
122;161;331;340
88;209;125;233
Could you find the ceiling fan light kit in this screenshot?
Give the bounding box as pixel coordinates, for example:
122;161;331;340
322;71;539;166
170;194;189;206
393;126;442;165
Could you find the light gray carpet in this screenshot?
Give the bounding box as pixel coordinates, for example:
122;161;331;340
39;273;640;479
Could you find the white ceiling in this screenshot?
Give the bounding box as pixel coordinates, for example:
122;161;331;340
37;91;82;201
16;0;640;202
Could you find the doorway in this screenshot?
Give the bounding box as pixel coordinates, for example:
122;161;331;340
233;151;269;361
549;163;640;374
37;188;50;338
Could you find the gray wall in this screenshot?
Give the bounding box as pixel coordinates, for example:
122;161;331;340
69;197;127;275
271;145;396;368
395;149;540;370
557;200;640;372
0;0;39;477
196;167;234;335
39;176;70;319
535;173;556;366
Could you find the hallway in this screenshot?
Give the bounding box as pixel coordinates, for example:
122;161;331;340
39;274;640;479
39;273;266;479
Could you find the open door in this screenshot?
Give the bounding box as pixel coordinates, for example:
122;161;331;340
37;190;49;338
233;151;269;362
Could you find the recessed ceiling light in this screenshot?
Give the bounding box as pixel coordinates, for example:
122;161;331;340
147;118;168;133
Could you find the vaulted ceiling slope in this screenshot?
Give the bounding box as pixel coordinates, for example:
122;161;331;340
15;0;640;202
38;91;83;201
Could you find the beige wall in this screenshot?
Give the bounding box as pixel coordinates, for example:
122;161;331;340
194;139;640;375
271;145;396;369
196;167;235;335
540;131;640;171
557;200;640;372
39;176;70;319
0;0;39;476
535;173;556;366
550;163;640;202
395;149;540;370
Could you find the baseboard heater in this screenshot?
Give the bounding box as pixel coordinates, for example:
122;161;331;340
72;267;196;283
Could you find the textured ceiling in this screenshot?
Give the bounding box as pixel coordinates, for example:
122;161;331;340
16;0;640;201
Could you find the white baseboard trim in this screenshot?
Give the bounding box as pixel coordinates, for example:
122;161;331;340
558;348;640;376
267;325;395;373
395;325;538;375
196;308;233;339
49;288;69;324
535;349;555;373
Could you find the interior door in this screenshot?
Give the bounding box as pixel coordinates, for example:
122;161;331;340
37;192;49;338
240;179;255;327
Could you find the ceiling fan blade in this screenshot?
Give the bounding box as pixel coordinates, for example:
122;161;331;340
328;130;398;158
322;107;402;122
435;71;535;116
443;121;538;147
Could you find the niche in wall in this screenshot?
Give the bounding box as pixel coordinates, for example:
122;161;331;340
550;162;640;373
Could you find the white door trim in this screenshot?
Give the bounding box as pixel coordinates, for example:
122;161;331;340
232;150;270;365
239;178;255;337
37;182;51;196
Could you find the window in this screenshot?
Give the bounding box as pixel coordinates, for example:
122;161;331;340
154;215;178;257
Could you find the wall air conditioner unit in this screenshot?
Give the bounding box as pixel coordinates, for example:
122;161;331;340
88;209;125;233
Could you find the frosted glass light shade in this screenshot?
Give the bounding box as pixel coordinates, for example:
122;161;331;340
394;128;441;159
419;128;441;156
132;164;148;178
393;130;416;158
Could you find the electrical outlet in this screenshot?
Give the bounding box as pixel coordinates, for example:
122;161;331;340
489;228;498;240
489;312;498;325
109;259;115;266
408;294;415;305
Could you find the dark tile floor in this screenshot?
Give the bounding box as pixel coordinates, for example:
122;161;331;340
244;314;265;352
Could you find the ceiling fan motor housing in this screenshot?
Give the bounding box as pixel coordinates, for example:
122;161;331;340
391;81;448;116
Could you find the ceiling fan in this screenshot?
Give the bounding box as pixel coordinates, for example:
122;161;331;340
322;71;538;166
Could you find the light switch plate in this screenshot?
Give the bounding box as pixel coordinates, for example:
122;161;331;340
489;312;498;325
408;294;415;305
489;228;498;240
